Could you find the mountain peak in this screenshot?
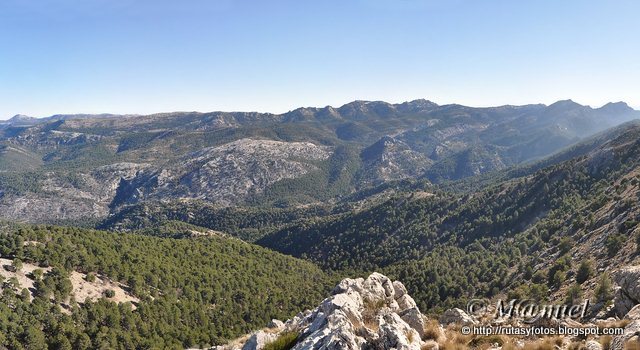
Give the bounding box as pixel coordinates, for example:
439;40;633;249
598;101;635;114
8;114;36;122
545;100;592;115
396;99;439;113
548;99;583;108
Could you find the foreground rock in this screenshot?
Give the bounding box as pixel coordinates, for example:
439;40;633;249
223;273;428;350
610;319;640;350
438;308;477;326
611;267;640;350
613;265;640;317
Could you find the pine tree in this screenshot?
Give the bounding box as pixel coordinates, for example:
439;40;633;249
576;260;594;284
595;273;613;303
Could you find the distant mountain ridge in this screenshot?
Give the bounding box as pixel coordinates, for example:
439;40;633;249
0;99;638;222
3;99;635;126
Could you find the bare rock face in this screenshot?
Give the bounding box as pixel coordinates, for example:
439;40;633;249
236;273;427;350
584;340;603;350
625;305;640;320
611;286;640;350
174;139;331;203
359;136;432;186
0;138;333;222
438;308;478;325
610;320;640;350
241;331;279;350
613;265;640;317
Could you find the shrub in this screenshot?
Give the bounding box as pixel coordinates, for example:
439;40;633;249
29;269;44;281
469;335;505;347
12;258;23;271
422;319;443;342
263;332;298;350
558;237;573;255
606;234;625;257
595;273;613;303
85;272;96;283
576;260;594;284
549;270;566;288
104;289;116;298
565;284;583;305
599;335;612;350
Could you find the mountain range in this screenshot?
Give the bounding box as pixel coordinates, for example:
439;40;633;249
1;99;638;223
1;99;640;348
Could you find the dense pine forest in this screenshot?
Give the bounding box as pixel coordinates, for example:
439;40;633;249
0;225;334;349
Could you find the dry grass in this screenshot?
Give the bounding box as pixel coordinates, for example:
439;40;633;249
625;339;640;350
422;319;444;342
439;331;473;350
618;319;632;328
468;335;507;349
406;330;416;343
597;318;631;329
0;258;51;300
501;342;519;350
518;337;563;350
69;271;139;306
421;340;439;350
362;297;385;332
600;335;613;350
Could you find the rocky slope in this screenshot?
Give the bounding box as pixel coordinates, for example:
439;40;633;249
216;269;640;350
218;273;430;350
359;136;432;186
110;138;332;206
255;121;640;315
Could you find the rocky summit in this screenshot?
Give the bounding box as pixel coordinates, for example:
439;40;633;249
220;273;429;350
210;265;640;350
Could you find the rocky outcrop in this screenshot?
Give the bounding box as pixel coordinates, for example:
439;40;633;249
231;273;428;350
438;308;477;325
241;332;279;350
584;340;603;350
610;319;640;350
178;139;331;201
613;265;640;317
359;136;432;186
611;266;640;350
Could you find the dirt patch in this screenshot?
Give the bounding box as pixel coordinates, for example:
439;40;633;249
0;258;50;300
0;257;138;307
69;271;139;307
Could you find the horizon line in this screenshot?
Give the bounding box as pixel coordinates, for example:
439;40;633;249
2;98;638;121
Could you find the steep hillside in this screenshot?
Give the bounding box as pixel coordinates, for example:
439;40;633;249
98;199;333;242
0;224;334;348
1;99;637;222
258;122;640;311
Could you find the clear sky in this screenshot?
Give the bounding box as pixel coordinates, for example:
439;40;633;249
0;0;638;119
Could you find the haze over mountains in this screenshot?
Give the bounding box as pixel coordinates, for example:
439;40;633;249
1;99;638;223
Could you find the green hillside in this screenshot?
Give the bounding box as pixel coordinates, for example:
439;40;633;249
0;225;333;349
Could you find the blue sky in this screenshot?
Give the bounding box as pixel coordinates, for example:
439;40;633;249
0;0;638;119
